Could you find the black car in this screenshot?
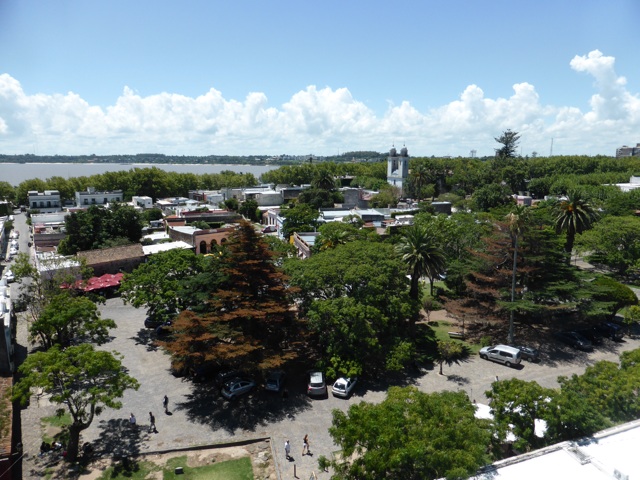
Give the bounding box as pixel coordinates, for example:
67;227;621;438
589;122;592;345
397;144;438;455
577;327;604;346
595;321;624;341
554;331;593;351
513;345;540;362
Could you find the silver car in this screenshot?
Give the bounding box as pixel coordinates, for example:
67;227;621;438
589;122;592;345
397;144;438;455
221;378;256;399
332;377;357;398
479;345;522;367
307;371;327;397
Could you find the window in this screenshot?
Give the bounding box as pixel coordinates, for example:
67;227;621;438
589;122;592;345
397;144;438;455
199;240;207;254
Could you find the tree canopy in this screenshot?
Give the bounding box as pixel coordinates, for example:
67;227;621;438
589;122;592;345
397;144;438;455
13;345;139;461
285;241;417;377
328;386;491;480
164;221;298;374
58;203;143;254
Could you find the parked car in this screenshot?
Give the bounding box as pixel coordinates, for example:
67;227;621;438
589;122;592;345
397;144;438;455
479;345;522;367
154;322;173;337
332;377;357;398
262;225;276;233
221;378;256;399
513;345;540;362
2;270;14;283
577;327;604;346
307;371;327;397
595;321;624;341
145;316;172;329
8;248;18;257
265;370;286;392
554;331;593;351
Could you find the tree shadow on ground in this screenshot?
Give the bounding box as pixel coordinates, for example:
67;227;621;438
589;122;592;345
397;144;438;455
176;377;315;434
92;418;148;472
129;328;159;352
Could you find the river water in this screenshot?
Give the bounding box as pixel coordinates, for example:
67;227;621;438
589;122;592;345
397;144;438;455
0;163;279;186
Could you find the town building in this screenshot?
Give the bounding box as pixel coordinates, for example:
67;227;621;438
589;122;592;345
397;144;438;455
386;146;409;193
75;187;123;207
616;143;640;158
28;190;62;213
131;196;153;209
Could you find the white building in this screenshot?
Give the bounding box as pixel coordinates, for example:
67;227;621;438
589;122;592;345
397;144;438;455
471;419;640;480
386;146;409;193
613;176;640;193
131;196;153;209
28;190;62;212
75;187;123;207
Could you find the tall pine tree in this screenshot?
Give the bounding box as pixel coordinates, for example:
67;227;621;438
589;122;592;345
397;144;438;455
165;221;298;374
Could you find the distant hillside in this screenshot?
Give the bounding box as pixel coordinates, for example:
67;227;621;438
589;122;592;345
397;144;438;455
0;151;386;165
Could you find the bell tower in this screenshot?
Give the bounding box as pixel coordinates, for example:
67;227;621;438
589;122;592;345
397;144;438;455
386;145;409;194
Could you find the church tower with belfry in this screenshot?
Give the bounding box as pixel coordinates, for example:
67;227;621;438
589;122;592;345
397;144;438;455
386;145;409;194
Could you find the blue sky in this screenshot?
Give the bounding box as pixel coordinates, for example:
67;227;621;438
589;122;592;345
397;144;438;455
1;0;639;157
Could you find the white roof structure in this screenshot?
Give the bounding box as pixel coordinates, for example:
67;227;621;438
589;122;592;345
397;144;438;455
472;419;640;480
142;241;193;256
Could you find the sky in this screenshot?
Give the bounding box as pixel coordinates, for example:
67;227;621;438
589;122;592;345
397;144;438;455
1;0;639;158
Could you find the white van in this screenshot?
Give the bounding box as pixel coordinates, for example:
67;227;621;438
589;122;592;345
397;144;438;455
479;345;521;367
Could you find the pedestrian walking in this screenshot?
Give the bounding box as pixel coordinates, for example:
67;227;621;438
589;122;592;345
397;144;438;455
129;413;136;428
284;439;291;460
302;434;310;455
163;395;169;413
149;412;157;433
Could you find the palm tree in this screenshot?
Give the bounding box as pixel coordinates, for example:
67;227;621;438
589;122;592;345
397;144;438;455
410;163;430;202
555;191;599;258
312;170;337;191
396;224;446;300
505;205;529;344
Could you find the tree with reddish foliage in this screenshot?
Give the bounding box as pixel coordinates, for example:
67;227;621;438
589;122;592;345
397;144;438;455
164;221;298;374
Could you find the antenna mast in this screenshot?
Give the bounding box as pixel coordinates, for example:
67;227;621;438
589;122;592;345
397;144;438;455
549;138;554;157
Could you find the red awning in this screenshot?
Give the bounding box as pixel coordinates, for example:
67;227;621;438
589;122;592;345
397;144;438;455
62;273;124;292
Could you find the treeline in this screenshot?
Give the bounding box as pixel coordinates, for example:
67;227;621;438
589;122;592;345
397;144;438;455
3;167;259;206
0;150;387;166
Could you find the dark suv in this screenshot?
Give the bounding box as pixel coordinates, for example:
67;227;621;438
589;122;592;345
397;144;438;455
554;331;593;351
595;321;624;341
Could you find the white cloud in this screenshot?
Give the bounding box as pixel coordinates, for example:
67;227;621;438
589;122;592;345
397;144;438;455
0;50;639;156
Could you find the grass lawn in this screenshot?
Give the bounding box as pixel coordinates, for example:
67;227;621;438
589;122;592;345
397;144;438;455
428;320;482;354
41;412;72;444
97;455;254;480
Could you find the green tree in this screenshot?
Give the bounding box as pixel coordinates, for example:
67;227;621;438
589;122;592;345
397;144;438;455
395;224;446;299
472;183;513;211
285;241;417;376
555;190;599;257
30;291;116;349
0;181;15;202
435;340;466;375
369;188;399;208
494;129;521;158
328;386;491;480
238;199;260;221
280;203;319;240
587;275;638;320
311;170;337;191
13;345;139;461
120;248;211;318
11;252;92;324
576;215;640;276
486;378;556;452
316;221;374;252
58;204;143;254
